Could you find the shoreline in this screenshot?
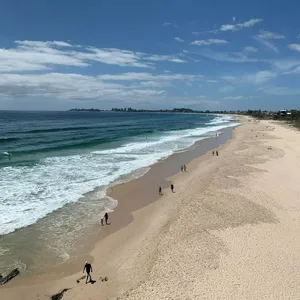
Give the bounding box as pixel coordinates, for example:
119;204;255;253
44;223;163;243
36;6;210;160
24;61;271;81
0;122;237;288
0;113;236;275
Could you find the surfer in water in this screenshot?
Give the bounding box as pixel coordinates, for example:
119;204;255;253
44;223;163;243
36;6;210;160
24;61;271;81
5;151;12;160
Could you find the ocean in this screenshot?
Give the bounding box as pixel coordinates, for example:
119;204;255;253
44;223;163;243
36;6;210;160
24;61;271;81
0;111;238;274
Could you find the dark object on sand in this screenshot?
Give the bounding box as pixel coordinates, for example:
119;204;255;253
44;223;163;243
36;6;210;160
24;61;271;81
171;184;174;192
212;151;215;156
216;151;219;156
159;186;162;195
83;262;93;283
50;288;70;300
100;276;108;282
104;213;109;225
0;268;20;285
76;275;86;283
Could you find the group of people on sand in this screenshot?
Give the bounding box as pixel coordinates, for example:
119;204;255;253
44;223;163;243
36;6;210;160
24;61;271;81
159;183;175;195
82;137;225;285
158;164;187;195
81;213;110;284
100;212;109;226
212;150;219;156
84;162;186;284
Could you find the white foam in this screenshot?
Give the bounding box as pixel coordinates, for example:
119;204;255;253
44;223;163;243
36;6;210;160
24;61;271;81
0;116;238;235
206;114;234;125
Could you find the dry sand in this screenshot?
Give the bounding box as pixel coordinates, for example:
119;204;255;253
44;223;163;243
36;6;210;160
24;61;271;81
2;117;300;300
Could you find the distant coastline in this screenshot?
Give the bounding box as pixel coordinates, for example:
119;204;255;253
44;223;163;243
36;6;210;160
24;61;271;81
68;107;231;114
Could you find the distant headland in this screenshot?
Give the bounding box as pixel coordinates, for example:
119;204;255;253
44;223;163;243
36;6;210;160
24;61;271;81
68;107;230;114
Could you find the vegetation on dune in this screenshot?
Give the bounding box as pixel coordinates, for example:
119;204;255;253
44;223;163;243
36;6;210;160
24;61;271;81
245;109;300;130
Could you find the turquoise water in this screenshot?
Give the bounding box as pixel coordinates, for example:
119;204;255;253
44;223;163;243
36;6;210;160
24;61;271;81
0;111;237;236
0;111;237;273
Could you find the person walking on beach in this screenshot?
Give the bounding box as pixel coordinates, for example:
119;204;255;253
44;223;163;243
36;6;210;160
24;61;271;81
83;261;93;284
159;186;163;195
212;151;215;156
180;165;183;172
101;217;104;226
216;150;219;156
104;212;109;225
183;164;186;172
171;184;174;193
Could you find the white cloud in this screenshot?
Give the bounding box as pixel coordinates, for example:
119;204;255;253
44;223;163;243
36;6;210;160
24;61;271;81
224;96;244;100
138;81;169;87
206;79;218;83
257;30;285;39
254;31;284;53
174;37;184;43
224;95;257;100
162;22;179;28
0;71;202;101
0;41;88;72
219;86;235;93
288;44;300;52
283;66;300;75
169;58;186;63
15;40;73;48
243;46;258;53
220;70;276;85
254;36;279;53
270;59;300;72
260;86;300;96
145;54;186;63
221;75;238;81
245;70;277;84
188;49;257;63
0;40;186;73
272;59;300;75
97;72;200;82
0;72;166;100
78;47;152;68
220;18;263;32
172;96;220;108
190;39;228;46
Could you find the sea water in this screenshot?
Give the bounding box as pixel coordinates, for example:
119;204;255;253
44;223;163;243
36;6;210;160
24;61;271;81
0;111;238;273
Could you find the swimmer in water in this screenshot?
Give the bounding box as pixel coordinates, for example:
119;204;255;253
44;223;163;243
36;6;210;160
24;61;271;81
8;151;12;160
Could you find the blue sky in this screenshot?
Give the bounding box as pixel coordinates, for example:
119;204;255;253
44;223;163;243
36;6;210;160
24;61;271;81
0;0;300;110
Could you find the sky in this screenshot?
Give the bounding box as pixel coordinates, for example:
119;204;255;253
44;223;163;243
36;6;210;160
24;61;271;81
0;0;300;111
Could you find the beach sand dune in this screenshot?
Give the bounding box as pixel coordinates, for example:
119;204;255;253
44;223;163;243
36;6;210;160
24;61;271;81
2;118;300;300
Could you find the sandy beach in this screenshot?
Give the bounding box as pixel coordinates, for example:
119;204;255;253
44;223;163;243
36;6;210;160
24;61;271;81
2;117;300;300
